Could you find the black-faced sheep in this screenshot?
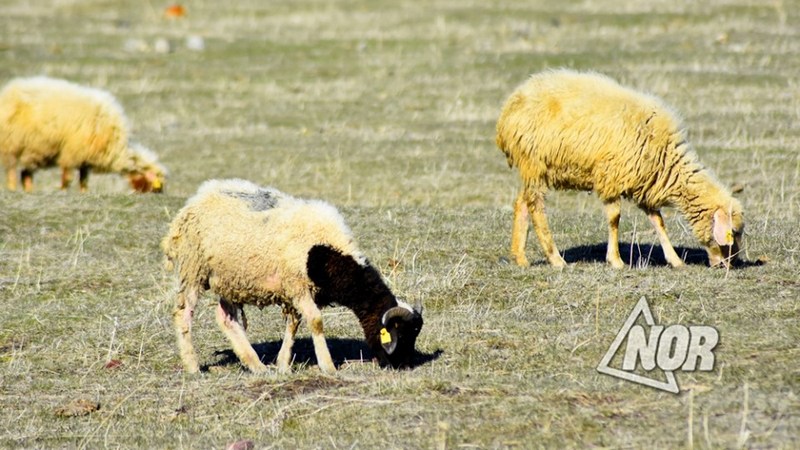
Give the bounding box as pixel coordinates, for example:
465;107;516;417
161;179;424;374
496;69;744;268
0;76;167;193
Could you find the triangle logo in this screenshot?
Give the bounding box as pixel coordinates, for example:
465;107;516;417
597;296;680;394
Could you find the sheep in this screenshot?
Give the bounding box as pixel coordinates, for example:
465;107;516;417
0;76;166;193
495;69;744;269
161;179;424;374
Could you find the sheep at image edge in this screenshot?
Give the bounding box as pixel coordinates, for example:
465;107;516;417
0;76;167;193
496;69;744;268
162;179;424;374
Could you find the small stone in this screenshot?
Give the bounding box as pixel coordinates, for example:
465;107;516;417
186;35;205;51
154;38;172;54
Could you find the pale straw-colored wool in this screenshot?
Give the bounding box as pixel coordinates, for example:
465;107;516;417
496;69;743;268
162;179;365;374
0;76;166;192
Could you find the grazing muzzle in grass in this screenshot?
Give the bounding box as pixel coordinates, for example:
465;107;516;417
379;304;424;369
708;207;744;268
128;171;164;193
707;236;742;268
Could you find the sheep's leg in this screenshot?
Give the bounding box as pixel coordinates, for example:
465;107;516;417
216;298;267;373
6;167;18;191
61;168;73;190
528;189;566;267
78;166;89;193
646;210;684;267
21;169;33;193
276;310;300;374
603;199;625;269
240;306;248;331
174;285;201;373
510;190;531;266
295;293;336;374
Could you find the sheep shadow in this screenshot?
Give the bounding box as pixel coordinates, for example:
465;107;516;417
559;242;762;268
559;242;707;267
206;337;442;372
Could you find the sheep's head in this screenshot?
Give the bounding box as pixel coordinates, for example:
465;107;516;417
126;143;167;193
306;244;424;369
706;201;744;268
128;171;165;193
378;303;424;369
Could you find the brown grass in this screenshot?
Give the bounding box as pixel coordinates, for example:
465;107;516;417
1;0;798;448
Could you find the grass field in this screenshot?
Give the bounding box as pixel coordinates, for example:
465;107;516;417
1;0;798;448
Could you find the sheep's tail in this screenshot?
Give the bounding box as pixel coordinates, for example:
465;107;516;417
495;134;517;168
0;82;22;123
495;94;528;169
163;256;175;273
160;229;179;273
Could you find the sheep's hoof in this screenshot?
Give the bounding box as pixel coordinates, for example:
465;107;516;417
318;363;337;374
549;256;567;268
182;359;201;374
245;362;269;374
514;256;530;267
184;367;201;375
607;258;625;269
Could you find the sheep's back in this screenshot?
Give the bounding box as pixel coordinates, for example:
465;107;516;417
497;70;687;201
0;77;129;169
167;180;362;303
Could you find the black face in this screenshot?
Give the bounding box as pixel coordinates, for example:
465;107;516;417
306;244;425;369
379;311;423;369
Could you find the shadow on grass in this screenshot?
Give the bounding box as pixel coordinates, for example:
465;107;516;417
206;337;442;372
561;242;707;267
560;242;763;268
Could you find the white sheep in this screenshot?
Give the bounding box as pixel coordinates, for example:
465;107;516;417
161;179;424;374
0;76;167;193
495;69;744;268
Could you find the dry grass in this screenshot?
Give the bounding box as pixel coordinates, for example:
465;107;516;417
1;0;799;448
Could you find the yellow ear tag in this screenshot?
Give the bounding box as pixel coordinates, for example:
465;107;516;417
725;230;734;245
380;328;392;344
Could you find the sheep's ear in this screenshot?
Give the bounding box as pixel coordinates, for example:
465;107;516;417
307;245;360;289
712;208;735;246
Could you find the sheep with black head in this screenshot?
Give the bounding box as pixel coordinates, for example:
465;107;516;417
161;179;423;374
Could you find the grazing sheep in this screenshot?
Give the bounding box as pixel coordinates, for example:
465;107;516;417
162;179;424;374
0;76;166;193
496;69;743;268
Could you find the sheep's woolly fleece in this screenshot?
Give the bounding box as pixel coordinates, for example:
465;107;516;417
0;76;165;188
499;70;705;209
162;178;368;305
496;69;743;265
162;179;420;374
